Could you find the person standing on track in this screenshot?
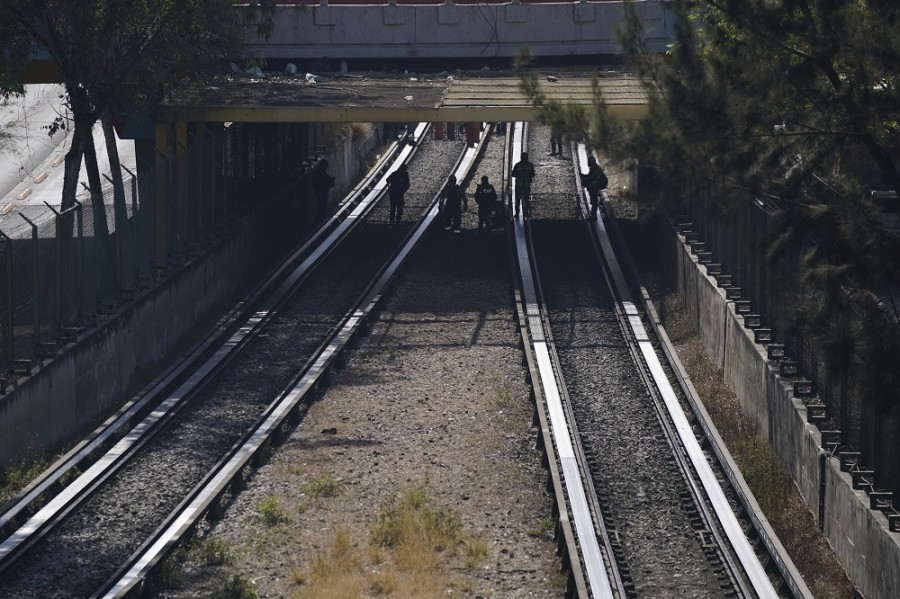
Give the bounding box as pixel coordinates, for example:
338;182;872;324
474;175;498;234
386;163;410;227
313;159;335;221
439;174;467;234
581;155;609;217
548;122;564;158
511;152;535;217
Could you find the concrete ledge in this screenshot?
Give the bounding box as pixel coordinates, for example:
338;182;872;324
670;224;900;599
0;232;250;468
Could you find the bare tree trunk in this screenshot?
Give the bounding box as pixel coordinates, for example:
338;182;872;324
82;125;109;240
101;117;127;218
102;116;132;289
61;126;84;212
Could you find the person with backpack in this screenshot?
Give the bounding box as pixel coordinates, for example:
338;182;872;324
386;163;410;227
581;155;608;216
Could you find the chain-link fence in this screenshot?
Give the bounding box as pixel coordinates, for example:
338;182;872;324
0;180;151;375
679;177;900;500
0;129;235;380
0;119;326;386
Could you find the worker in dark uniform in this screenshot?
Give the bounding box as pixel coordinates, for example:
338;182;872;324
581;155;608;216
312;159;335;221
386;163;410;227
439;174;467;234
511;152;535;217
549;122;564;157
473;175;498;234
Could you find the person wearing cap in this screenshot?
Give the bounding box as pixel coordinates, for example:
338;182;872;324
511;152;535;217
386;163;410;227
474;175;498;234
439;174;467;233
313;159;335;221
581;155;608;216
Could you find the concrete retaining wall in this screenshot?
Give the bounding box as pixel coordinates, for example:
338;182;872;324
670;225;900;598
0;128;377;470
0;233;248;468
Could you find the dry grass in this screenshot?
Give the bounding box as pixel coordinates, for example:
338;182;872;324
291;489;487;598
0;456;49;505
655;291;859;599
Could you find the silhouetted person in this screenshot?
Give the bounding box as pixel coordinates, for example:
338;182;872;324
511;152;535;217
581;155;608;216
386;163;410;226
549;123;564;157
474;175;498;234
439;174;467;234
313;159;335;221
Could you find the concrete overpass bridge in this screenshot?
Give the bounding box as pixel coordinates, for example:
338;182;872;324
243;0;674;65
16;2;662;267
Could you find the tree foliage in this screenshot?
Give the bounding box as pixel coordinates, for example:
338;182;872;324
523;1;900;405
631;0;900;405
0;0;276;211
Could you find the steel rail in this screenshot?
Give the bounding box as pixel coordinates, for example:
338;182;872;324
0;126;416;544
96;126;489;598
503;128;591;598
509;123;616;599
574;143;780;599
593;154;813;599
0;124;429;574
567;142;751;597
523;150;629;595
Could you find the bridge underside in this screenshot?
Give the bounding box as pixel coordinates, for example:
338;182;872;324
158;67;648;124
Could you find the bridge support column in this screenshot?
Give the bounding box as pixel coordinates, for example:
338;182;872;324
434;122;445;139
465;122;480;147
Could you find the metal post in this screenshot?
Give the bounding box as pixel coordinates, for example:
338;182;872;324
19;213;41;351
0;231;13;372
123;164;140;285
75;200;85;321
44;202;63;331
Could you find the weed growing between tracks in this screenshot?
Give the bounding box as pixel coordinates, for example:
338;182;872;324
0;456;48;505
289;489;488;598
655;291;859;599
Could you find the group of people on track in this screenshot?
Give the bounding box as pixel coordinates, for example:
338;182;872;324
508;149;608;219
319;142;609;232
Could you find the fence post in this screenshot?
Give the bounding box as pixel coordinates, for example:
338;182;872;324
0;231;12;373
123;164;140;288
74;200;86;322
44;203;63;332
19;213;41;352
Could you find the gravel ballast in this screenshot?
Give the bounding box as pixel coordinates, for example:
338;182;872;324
165;129;566;598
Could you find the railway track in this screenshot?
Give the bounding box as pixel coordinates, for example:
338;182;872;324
0;119;812;598
509;121;810;598
0;123;486;597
